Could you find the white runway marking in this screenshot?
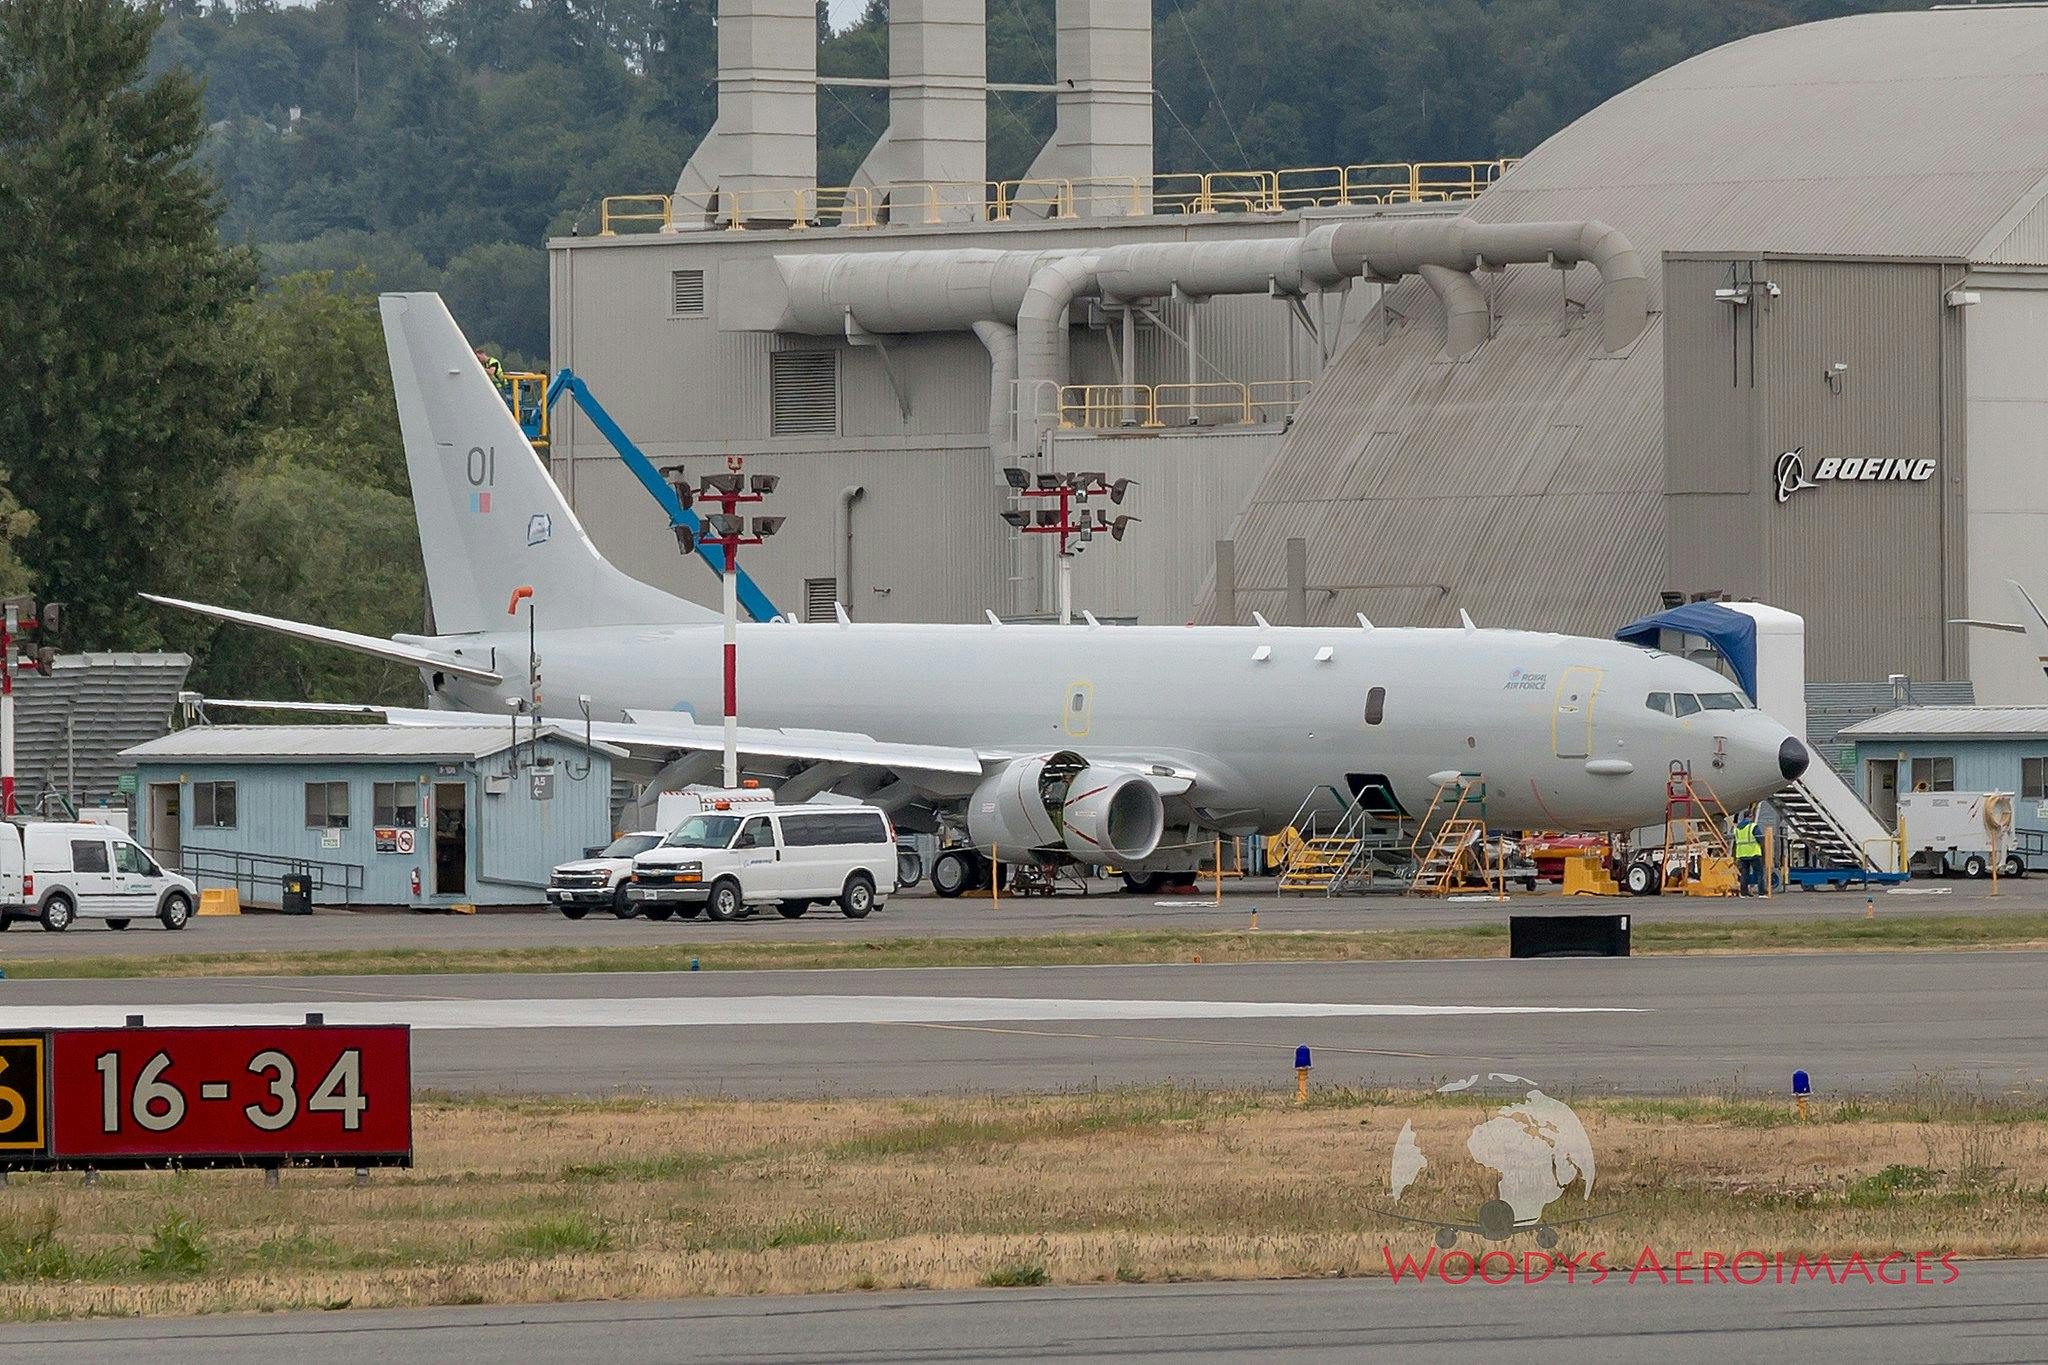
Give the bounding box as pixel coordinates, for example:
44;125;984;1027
0;995;1643;1033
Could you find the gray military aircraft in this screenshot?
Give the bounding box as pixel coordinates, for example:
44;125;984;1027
150;293;1808;890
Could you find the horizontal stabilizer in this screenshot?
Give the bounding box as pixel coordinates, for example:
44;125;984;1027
143;594;503;685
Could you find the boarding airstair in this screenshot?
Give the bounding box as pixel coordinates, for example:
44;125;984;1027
1770;766;1905;882
1273;786;1415;894
1408;774;1500;895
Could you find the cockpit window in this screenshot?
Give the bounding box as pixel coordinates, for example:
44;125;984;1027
1698;692;1746;711
1646;692;1672;716
1672;693;1703;717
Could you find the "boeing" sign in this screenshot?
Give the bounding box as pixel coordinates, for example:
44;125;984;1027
1774;447;1937;504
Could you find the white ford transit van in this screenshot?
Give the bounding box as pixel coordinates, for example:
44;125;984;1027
628;804;895;921
0;821;199;932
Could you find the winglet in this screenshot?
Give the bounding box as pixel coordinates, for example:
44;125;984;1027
985;610;1002;627
1459;609;1477;633
834;602;851;627
1356;613;1374;631
1251;611;1272;629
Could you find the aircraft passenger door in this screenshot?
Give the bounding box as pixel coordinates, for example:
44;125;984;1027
1552;666;1602;759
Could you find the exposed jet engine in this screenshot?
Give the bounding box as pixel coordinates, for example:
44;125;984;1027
966;752;1165;863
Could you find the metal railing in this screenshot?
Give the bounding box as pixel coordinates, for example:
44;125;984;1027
502;371;549;448
174;847;368;904
595;159;1517;235
1054;379;1313;431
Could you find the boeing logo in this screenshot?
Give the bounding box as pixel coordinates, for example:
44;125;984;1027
1774;447;1936;503
1774;449;1818;503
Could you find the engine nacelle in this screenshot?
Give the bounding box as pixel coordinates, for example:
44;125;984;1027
966;753;1166;864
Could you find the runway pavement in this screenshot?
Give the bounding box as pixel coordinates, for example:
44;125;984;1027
4;1260;2044;1363
2;949;2039;1096
0;875;2036;958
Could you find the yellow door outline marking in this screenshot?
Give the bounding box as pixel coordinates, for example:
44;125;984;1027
1063;680;1094;738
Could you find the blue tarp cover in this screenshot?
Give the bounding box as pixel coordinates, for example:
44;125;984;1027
1614;602;1758;702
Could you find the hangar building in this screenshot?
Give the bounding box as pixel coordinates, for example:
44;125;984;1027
545;3;2048;708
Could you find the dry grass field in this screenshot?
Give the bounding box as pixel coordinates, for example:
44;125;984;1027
2;1081;2043;1321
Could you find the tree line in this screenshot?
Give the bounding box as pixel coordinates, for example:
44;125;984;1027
2;0;1911;704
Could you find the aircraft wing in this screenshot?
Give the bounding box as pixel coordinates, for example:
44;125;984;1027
194;701;1208;803
143;594;503;686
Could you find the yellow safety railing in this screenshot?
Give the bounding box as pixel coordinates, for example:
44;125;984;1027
596;159;1517;235
993;177;1077;221
1061;379;1314;430
599;194;673;235
1248;379;1315;421
502;371;550;449
1059;384;1158;430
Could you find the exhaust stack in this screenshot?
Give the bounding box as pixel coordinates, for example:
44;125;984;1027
672;0;818;228
852;0;988;224
1021;0;1154;216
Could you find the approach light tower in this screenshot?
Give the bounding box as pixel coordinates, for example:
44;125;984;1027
999;470;1139;624
664;460;783;788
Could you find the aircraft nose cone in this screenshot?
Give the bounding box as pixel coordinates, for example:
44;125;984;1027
1779;736;1810;783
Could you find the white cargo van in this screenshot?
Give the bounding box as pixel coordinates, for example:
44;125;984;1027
0;821;199;931
629;804;894;921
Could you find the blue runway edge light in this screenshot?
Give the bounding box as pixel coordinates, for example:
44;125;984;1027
1792;1069;1811;1096
1295;1045;1312;1070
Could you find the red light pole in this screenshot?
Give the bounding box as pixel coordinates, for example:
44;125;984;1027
665;460;783;787
0;598;58;817
999;470;1139;624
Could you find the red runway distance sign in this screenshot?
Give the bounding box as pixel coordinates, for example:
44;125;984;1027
39;1024;411;1168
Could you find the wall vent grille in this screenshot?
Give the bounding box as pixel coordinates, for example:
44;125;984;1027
670;269;706;317
770;351;839;435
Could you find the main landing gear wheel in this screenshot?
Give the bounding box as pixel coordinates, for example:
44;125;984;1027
931;850;977;898
1120;871;1164;895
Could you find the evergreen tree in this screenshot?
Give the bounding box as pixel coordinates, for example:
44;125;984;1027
0;0;260;646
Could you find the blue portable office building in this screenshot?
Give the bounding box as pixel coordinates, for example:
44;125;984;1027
123;725;619;909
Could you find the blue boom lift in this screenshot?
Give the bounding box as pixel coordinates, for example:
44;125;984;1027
498;368;779;623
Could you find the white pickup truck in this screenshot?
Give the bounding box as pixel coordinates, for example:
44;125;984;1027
545;832;666;920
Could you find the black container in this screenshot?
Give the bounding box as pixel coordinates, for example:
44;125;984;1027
1510;913;1630;958
280;873;313;916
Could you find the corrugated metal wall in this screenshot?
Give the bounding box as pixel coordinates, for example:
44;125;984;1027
1050;426;1286;622
1204;260;1669;634
1961;276;2048;703
1665;256;1958;682
134;741;610;908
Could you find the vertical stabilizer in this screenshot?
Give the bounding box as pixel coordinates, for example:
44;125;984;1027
379;293;712;635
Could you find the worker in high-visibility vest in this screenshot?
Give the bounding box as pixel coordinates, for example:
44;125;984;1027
475;348;506;387
1733;809;1765;897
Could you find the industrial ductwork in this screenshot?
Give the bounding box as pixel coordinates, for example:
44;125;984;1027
729;215;1653;452
1300;218;1651;354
